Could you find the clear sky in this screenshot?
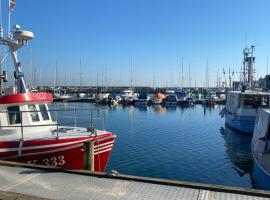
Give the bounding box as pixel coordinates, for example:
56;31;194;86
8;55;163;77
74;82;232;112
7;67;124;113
2;0;270;87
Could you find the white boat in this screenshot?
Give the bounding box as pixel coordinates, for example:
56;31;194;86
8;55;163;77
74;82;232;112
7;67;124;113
0;4;116;172
95;93;110;104
224;90;270;134
222;45;270;134
53;92;72;101
251;108;270;190
120;89;135;104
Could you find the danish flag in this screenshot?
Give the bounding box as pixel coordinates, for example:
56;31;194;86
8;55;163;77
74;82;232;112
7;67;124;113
9;0;16;9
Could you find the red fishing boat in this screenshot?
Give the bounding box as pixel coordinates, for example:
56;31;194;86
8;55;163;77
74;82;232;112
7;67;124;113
0;2;116;172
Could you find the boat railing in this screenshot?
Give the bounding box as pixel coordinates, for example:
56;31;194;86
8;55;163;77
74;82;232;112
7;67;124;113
0;108;107;140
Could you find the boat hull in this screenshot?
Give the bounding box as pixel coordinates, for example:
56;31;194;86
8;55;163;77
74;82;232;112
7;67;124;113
134;99;148;106
253;156;270;190
0;135;116;172
225;111;255;135
165;101;177;106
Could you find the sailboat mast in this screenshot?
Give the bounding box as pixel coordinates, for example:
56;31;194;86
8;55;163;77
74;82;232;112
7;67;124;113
181;57;184;88
189;64;191;88
267;56;268;75
54;61;58;87
0;0;3;37
130;56;133;88
80;59;83;88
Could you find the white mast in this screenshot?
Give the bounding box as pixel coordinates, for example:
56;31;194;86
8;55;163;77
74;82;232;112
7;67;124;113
54;61;58;87
0;0;3;37
130;56;133;88
267;56;268;75
181;57;184;89
79;59;83;88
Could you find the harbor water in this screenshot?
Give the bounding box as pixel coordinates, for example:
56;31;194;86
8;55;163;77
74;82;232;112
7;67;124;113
52;103;255;189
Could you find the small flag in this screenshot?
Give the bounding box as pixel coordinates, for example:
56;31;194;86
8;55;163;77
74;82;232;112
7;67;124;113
9;0;16;9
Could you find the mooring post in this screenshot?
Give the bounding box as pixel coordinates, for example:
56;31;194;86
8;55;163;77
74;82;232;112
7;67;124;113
83;141;95;172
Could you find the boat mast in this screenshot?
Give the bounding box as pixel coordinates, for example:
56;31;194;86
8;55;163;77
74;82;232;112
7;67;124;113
130;56;133;88
0;0;34;94
243;45;255;89
189;64;191;89
80;59;83;88
181;57;184;89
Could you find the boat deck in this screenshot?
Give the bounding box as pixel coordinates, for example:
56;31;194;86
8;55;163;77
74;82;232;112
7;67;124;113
0;161;269;200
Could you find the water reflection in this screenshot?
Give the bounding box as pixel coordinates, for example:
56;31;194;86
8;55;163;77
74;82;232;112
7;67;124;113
165;106;177;111
135;106;148;112
221;126;253;179
152;105;165;114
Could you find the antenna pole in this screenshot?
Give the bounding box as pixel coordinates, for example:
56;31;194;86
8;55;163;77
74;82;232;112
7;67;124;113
181;57;184;89
130;56;133;88
0;0;3;37
267;56;269;75
7;0;11;37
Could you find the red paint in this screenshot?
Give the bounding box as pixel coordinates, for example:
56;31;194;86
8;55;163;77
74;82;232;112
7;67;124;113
0;92;53;104
0;134;116;172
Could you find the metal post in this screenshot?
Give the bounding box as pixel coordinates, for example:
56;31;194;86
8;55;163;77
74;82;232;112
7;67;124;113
102;110;105;131
20;111;23;141
90;110;93;128
83;141;95;172
74;109;77;128
56;110;59;138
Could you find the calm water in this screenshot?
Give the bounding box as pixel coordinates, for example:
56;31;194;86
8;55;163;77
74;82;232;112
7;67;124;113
52;103;255;189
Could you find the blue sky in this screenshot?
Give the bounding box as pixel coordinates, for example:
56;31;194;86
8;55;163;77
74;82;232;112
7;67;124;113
2;0;270;87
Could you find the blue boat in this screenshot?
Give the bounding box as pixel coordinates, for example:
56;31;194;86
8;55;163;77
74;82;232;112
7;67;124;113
251;108;270;190
133;93;150;106
221;45;270;135
164;90;177;106
224;91;270;135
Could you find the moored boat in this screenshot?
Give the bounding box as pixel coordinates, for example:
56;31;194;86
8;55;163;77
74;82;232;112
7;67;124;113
133;92;150;106
120;88;135;105
224;90;270;134
221;45;270;134
251;108;270;190
151;92;165;104
0;4;116;172
164;90;177;106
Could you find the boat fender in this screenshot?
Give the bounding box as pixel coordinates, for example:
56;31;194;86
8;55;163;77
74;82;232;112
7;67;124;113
109;170;120;176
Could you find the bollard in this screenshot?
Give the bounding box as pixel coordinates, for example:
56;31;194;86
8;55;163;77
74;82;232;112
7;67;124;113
83;141;95;172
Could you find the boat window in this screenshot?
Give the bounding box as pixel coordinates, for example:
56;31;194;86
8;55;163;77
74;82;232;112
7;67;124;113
28;105;40;122
7;106;21;124
243;95;261;108
39;104;49;120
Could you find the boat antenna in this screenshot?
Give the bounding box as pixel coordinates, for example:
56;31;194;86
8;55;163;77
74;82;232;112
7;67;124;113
0;0;3;38
7;0;15;38
267;56;268;75
80;59;83;88
189;64;191;89
130;56;133;88
181;57;184;89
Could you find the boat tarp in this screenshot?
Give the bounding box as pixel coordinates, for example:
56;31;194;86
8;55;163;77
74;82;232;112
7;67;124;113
226;92;240;113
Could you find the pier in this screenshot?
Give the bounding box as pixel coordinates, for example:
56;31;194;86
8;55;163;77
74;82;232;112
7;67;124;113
0;161;269;200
